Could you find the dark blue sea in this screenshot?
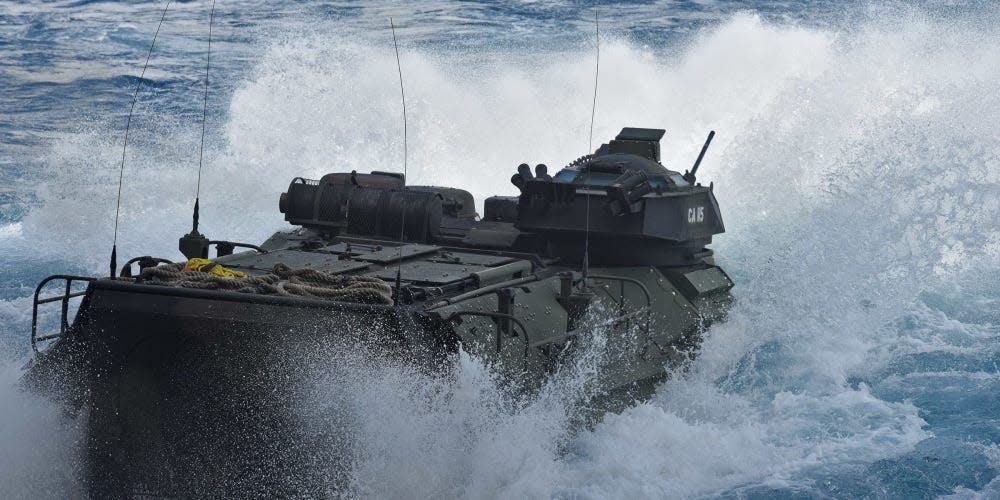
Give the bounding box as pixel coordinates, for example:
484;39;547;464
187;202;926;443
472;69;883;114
1;1;998;497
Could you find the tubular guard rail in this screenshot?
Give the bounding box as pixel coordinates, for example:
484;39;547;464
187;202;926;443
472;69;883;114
445;311;531;358
32;275;95;354
527;306;653;351
587;274;653;339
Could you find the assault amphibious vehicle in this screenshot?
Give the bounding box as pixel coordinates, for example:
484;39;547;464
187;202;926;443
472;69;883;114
24;127;732;496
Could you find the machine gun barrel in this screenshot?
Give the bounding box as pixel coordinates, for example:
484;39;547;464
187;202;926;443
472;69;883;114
685;130;715;183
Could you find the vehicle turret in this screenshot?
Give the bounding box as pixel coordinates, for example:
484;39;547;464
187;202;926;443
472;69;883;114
275;127;724;268
512;127;725;266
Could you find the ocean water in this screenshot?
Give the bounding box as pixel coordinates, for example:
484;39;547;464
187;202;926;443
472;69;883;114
1;0;998;498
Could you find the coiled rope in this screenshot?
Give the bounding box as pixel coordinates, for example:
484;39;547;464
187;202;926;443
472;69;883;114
140;263;394;305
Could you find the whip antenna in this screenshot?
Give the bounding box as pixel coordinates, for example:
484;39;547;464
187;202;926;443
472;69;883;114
110;0;173;278
582;8;599;286
588;9;600;154
191;0;217;238
390;17;408;300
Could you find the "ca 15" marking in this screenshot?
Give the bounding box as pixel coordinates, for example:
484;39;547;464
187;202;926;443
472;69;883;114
687;206;705;223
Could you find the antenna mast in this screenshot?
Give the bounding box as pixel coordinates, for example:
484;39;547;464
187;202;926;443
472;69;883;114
588;9;600;155
390;18;408;300
177;0;218;261
582;8;599;286
110;0;173;278
192;0;217;238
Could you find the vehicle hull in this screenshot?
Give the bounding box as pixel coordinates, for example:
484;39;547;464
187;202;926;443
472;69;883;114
27;281;412;497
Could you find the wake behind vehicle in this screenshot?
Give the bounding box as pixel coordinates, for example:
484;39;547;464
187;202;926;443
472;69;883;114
23;127;732;496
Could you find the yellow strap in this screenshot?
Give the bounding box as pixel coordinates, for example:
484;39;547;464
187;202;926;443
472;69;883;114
184;258;247;278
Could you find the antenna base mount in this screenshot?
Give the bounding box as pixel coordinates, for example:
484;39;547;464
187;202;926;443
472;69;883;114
179;231;210;260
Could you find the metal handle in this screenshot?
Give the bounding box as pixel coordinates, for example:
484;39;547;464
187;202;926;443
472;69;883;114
445;310;532;359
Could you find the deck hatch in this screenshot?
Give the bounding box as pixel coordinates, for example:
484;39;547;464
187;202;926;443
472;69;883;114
426;252;517;267
215;250;371;274
366;261;485;285
358;244;440;264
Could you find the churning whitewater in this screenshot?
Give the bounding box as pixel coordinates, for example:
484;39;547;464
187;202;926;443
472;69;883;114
1;1;998;498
